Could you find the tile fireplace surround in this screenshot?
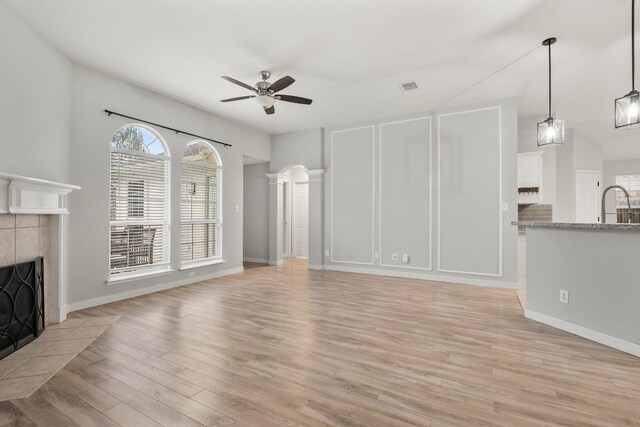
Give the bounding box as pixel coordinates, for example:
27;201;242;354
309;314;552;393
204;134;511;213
0;214;52;325
0;173;81;324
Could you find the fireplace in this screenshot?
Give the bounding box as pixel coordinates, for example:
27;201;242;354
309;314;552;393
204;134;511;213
0;173;81;325
0;257;45;360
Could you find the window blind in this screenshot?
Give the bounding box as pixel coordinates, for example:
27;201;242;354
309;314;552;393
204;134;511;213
109;148;171;275
181;162;222;263
615;174;640;208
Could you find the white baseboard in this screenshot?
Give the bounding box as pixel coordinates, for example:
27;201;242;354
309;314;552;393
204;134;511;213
268;259;284;266
525;309;640;358
243;257;269;264
67;266;245;313
307;264;324;270
322;264;518;289
52;305;67;324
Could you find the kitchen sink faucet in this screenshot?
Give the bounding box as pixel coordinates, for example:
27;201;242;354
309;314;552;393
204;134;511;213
601;185;632;224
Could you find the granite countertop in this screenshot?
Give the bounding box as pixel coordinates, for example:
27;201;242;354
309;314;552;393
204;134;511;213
512;221;640;231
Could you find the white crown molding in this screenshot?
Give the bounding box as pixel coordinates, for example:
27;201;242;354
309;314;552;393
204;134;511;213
266;173;284;185
306;169;326;182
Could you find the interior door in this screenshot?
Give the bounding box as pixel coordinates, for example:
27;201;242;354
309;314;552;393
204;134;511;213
292;182;309;258
575;170;600;223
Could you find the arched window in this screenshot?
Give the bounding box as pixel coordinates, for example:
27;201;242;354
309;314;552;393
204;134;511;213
109;124;171;278
181;140;223;264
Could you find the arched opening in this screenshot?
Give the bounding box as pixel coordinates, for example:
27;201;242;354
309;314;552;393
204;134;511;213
279;165;309;261
266;164;324;269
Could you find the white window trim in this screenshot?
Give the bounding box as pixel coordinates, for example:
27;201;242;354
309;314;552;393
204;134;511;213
105;266;174;285
180;259;226;270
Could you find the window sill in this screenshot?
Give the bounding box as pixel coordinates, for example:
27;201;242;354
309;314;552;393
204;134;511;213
106;268;175;285
180;259;226;270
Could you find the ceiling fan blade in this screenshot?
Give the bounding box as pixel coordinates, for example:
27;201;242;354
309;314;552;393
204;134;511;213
264;105;275;115
220;95;256;102
275;95;313;105
221;76;255;91
269;76;295;93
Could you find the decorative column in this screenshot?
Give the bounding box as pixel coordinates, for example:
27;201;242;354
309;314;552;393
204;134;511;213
266;173;284;266
306;169;325;270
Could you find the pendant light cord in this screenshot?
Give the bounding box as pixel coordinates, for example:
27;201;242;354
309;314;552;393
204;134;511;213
548;41;552;117
633;0;636;91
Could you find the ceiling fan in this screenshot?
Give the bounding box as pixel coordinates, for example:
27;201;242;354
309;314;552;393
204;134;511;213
220;71;312;115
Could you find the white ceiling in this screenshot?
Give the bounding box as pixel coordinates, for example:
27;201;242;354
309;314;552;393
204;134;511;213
7;0;640;160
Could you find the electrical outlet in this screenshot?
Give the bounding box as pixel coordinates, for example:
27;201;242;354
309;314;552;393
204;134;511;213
391;253;399;261
188;272;196;278
560;290;569;304
502;203;509;211
325;250;330;257
374;252;379;259
402;254;409;263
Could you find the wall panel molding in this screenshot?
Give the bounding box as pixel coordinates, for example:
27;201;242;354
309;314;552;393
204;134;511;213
437;106;503;277
379;117;432;271
330;126;375;265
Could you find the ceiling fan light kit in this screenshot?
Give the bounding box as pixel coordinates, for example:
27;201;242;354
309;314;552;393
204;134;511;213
537;37;565;147
616;0;640;129
220;70;312;115
255;94;275;109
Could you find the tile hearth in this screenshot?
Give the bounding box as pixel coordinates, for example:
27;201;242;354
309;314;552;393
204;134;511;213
0;315;119;401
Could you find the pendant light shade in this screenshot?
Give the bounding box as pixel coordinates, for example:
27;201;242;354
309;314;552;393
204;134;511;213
615;0;639;129
537;37;564;147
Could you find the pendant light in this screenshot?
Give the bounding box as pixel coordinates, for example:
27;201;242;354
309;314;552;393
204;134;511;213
615;0;639;129
537;37;564;146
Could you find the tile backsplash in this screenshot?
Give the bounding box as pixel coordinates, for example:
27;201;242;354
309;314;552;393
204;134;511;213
518;204;553;233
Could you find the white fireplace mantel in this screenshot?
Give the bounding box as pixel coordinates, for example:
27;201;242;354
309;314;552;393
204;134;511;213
0;173;81;215
0;173;81;324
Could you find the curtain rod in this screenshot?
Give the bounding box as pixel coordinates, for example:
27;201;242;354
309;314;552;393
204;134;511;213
104;109;232;148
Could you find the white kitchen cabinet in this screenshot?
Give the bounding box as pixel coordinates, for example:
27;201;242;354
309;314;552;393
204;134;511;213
518;152;543;204
518;152;543;187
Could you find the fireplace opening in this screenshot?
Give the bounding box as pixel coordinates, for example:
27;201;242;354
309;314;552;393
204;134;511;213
0;257;44;360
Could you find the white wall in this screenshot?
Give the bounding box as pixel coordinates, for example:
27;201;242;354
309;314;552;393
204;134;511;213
321;99;519;287
573;129;603;173
270;129;323;172
68;64;271;308
0;0;72;183
553;129;604;222
243;163;270;263
554;129;575;222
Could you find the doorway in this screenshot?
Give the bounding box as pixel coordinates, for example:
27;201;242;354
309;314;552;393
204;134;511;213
575;169;601;223
281;166;309;259
292;181;309;258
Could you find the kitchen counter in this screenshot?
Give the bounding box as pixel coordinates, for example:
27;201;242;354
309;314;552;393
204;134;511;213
515;222;640;357
513;221;640;231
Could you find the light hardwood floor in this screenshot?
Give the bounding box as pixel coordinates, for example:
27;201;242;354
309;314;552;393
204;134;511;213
1;259;639;426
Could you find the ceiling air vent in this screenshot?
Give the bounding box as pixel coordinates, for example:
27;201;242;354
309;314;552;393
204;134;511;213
399;81;419;92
